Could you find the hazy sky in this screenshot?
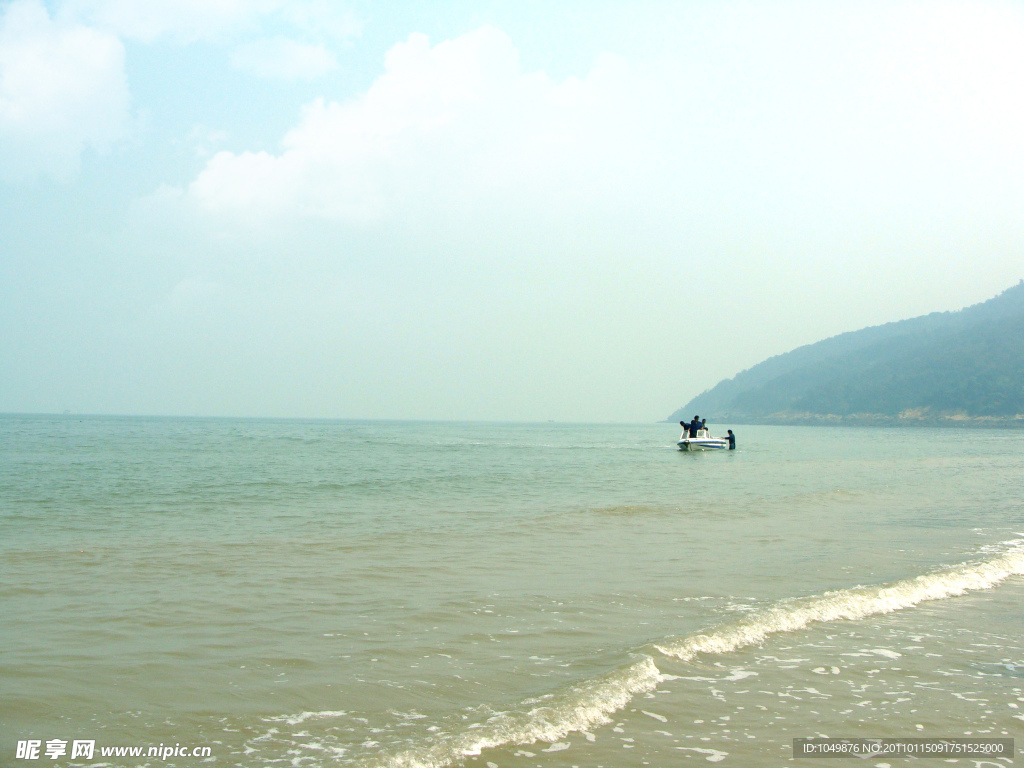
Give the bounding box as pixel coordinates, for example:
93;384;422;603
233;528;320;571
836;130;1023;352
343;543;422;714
2;0;1023;422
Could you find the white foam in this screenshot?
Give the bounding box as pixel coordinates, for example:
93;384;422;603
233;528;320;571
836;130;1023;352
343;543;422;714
867;648;901;659
380;657;663;768
541;742;570;752
656;540;1024;662
676;746;728;762
263;710;347;726
723;669;757;681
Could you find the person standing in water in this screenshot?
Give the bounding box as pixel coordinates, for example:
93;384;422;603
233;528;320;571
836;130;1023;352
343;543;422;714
727;429;736;450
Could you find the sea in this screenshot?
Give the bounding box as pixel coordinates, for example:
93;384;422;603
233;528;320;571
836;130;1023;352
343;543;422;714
2;414;1022;768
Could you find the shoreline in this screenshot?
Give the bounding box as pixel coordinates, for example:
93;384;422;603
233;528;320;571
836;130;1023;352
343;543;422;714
662;413;1024;428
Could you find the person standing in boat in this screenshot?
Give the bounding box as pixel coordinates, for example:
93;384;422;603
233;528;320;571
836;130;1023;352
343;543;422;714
700;418;708;435
688;416;700;438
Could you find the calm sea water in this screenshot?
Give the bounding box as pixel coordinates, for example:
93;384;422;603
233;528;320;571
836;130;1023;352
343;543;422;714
2;415;1022;767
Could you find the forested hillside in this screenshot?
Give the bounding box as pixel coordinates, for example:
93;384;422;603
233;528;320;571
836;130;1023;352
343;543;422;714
669;281;1024;425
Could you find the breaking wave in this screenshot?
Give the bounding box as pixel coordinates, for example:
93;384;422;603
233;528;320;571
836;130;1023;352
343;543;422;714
656;539;1024;661
369;540;1024;768
378;657;663;768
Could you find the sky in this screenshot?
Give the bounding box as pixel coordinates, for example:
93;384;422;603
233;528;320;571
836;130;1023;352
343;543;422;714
1;0;1023;422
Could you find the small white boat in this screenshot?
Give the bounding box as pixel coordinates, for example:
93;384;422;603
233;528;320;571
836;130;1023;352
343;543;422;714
677;428;728;451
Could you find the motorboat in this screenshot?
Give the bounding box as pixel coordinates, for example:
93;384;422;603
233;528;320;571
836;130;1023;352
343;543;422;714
677;428;728;451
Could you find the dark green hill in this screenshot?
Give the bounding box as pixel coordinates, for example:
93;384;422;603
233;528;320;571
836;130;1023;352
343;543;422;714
669;280;1024;426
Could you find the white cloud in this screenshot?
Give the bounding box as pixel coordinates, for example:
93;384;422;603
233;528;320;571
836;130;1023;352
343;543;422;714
276;0;361;42
185;124;230;159
0;0;129;181
182;3;1024;233
62;0;360;43
231;36;338;80
61;0;274;43
188;26;642;221
183;6;1024;234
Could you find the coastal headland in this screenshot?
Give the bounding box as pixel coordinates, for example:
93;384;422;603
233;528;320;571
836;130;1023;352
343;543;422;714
670;280;1024;427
